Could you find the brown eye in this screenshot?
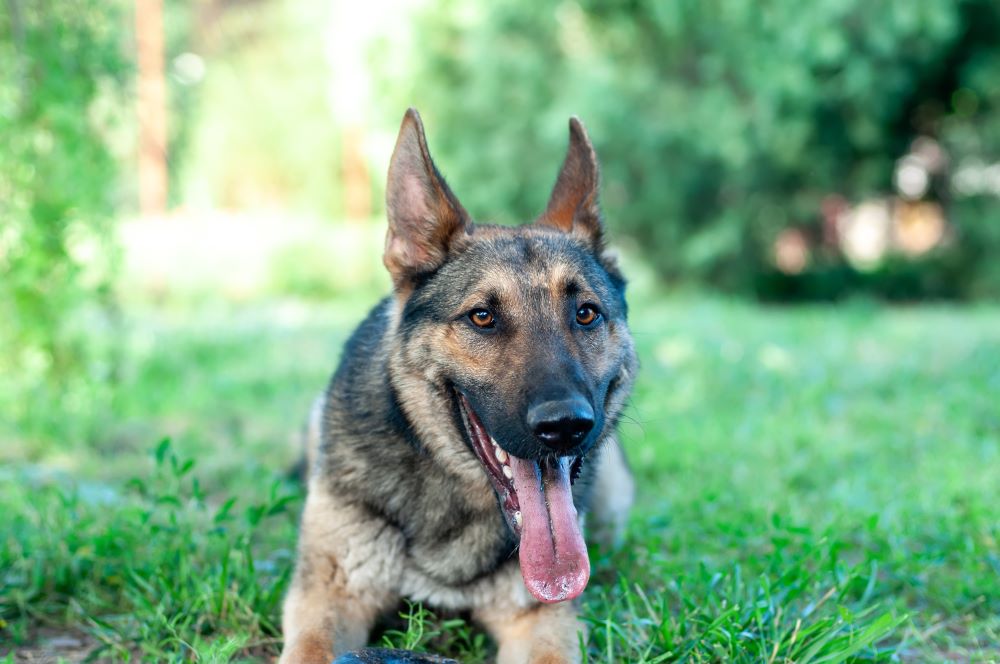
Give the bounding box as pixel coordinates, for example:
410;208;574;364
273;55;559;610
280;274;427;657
469;308;495;328
576;304;600;326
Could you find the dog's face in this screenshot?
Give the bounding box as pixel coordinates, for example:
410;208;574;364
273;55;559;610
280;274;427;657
403;231;631;461
384;110;636;604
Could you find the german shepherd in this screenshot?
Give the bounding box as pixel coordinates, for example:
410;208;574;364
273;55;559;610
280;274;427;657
280;109;637;664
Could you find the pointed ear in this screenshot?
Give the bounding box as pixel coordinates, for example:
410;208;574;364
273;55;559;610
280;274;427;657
537;117;603;244
384;108;470;288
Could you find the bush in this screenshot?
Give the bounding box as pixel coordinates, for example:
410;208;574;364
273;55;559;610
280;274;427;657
0;1;130;438
380;0;1000;299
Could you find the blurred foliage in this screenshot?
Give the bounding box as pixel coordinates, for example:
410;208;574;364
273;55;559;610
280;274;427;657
379;0;1000;298
2;0;1000;415
939;3;1000;298
175;0;344;215
0;0;130;436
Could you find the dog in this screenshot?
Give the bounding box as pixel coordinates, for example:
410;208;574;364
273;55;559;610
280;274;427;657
279;109;637;664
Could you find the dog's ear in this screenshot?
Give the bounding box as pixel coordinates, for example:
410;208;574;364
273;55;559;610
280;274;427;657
384;108;470;289
536;117;603;245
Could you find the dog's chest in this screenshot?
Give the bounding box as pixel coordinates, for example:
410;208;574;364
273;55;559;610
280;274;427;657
398;494;529;610
401;471;515;579
377;468;522;609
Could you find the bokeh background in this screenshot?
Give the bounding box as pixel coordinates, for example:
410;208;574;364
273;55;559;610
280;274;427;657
3;1;1000;661
4;0;1000;417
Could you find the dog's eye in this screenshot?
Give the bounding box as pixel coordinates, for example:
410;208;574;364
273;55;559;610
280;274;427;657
469;308;495;329
575;304;601;327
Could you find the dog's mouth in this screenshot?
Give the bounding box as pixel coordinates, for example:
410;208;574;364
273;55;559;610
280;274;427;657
456;393;590;603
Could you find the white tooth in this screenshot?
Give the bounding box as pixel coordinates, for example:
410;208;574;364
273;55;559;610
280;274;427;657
494;447;508;463
491;437;499;449
502;465;513;480
514;510;522;527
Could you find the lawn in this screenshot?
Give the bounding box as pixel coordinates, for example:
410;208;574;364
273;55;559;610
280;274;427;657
2;289;999;662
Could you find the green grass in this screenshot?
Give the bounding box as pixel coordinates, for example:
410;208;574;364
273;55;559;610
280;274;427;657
2;293;999;662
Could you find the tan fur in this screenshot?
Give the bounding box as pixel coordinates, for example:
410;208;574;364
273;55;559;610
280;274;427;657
475;602;585;664
280;483;404;663
303;395;324;478
281;479;552;663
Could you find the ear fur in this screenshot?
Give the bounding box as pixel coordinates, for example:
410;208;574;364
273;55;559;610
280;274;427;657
536;117;603;245
384;108;470;288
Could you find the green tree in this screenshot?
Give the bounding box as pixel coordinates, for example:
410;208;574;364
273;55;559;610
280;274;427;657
1;1;130;437
385;0;1000;298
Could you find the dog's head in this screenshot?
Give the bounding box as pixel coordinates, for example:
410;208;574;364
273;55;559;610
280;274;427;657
384;109;636;603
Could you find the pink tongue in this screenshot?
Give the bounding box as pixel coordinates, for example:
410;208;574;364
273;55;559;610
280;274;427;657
508;455;590;603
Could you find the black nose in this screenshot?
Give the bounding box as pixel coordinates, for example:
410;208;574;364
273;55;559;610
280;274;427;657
527;397;595;451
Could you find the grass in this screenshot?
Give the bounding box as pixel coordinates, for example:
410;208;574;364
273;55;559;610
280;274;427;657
2;291;999;662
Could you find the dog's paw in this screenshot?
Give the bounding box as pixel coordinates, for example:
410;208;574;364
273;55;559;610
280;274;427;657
332;648;458;664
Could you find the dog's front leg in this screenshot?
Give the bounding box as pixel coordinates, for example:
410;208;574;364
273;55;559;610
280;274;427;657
280;569;385;664
280;488;404;664
475;602;585;664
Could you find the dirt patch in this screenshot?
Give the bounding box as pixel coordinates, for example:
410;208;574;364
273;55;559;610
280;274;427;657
1;628;100;664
